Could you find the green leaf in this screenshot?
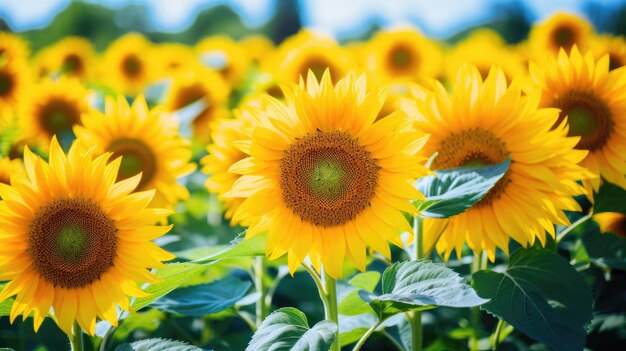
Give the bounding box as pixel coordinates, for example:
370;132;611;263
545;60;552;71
415;158;510;218
593;182;626;214
131;263;208;311
338;313;378;346
0;284;13;317
114;338;205;351
359;261;487;320
581;225;626;270
149;276;252;316
338;272;380;316
472;248;593;351
193;232;267;263
246;307;337;351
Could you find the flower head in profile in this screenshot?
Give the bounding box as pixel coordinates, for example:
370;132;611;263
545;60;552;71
227;71;429;278
0;138;174;335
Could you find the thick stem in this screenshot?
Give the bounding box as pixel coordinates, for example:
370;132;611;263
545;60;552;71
412;216;424;351
68;323;84;351
323;271;341;351
253;256;268;326
470;251;486;351
352;319;384;351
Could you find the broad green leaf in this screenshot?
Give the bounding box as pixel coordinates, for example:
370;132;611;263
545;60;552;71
472;248;593;351
193;233;267;263
594;182;626;214
359;261;487;320
246;307;337;351
111;309;164;340
132;263;208;311
114;338;205;351
415;158;510;218
150;276;251;316
338;272;381;316
581;225;626;270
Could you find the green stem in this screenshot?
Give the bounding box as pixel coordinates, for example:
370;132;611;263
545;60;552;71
412;216;424;351
352;319;384;351
323;271;341;351
491;319;506;351
470;251;486;351
556;211;593;244
302;263;328;306
99;326;115;351
236;309;258;331
253;256;268;326
68;323;84;351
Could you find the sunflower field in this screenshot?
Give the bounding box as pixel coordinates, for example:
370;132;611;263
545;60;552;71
2;2;626;351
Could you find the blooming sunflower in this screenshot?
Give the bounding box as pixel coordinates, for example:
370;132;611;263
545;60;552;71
0;31;30;66
196;36;251;87
590;34;626;71
74;96;196;209
594;212;626;238
262;30;358;85
0;137;174;335
227;71;429;278
526;46;626;192
0;157;21;186
20;77;90;146
364;28;443;82
529;13;593;58
404;65;592;260
0;61;29;111
162;66;230;141
40;36;96;81
444;29;525;83
100;33;154;96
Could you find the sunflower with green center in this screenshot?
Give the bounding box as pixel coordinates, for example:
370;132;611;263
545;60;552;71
0;137;174;335
526;46;626;192
74;96;196;209
201;105;258;225
227;71;429;278
404;64;592;260
20;77;89;147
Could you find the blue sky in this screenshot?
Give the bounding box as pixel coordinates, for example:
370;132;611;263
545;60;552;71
1;0;625;39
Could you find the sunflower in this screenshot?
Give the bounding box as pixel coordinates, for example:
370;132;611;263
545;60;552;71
364;28;443;83
20;77;90;146
162;66;230;141
0;61;29;111
0;157;21;186
589;34;626;71
262;30;359;85
240;35;275;64
201;108;257;225
196;36;251;87
526;46;626;192
74;96;196;209
0;137;174;335
100;33;154;96
0;31;29;66
444;29;525;83
594;212;626;238
226;71;429;278
152;43;198;79
39;36;95;81
528;13;593;59
404;64;592;260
